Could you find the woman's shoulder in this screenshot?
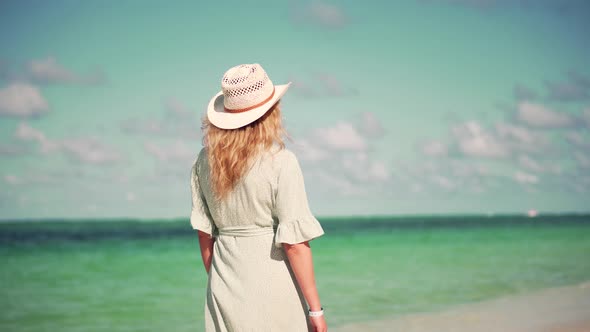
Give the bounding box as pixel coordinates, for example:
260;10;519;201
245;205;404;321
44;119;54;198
263;148;305;182
264;145;299;165
191;146;208;172
197;146;207;161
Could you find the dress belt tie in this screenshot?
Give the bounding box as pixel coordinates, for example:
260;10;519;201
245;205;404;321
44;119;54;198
217;225;277;237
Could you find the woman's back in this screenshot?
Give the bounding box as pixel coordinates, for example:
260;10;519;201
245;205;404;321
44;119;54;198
193;144;282;231
192;144;323;248
191;145;324;331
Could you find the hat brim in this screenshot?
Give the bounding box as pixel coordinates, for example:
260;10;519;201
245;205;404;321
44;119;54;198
206;82;292;130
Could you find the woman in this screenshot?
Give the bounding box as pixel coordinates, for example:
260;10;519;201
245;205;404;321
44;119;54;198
190;63;328;332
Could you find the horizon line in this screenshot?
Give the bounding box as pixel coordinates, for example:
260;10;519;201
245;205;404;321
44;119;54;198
1;210;590;224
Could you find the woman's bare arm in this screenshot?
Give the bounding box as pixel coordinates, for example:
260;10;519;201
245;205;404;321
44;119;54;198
282;241;322;310
197;230;215;274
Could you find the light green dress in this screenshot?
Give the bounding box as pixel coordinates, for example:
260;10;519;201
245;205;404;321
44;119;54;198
190;145;325;332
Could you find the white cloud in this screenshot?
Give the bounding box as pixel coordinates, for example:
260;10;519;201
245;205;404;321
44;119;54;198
545;71;590;102
292;114;392;196
495;122;537;144
2;166;120;190
546;81;589;101
517;155;561;174
289;72;358;98
358;112;385;138
14;122;58;152
405;70;590;198
291;138;331;162
517;101;575;128
513;84;537;101
60;137;120;164
565;130;590;149
410;182;424;193
494;122;551;153
291;1;349;29
164;97;193;118
436;121;545;159
574;152;590;168
27;56;104;85
122;118;165;135
15;121;46;141
514;170;539;184
121;98;200;139
431;174;456;190
14;122;120;164
308;170;367;196
0;83;49;117
126;192;136;202
450;160;489;178
315;72;357;96
4;174;20;185
398;158;495;194
144;140;195;162
518;155;543;173
308;149;391;194
452;121;509;158
309;2;348;27
28;57;77;83
368;161;390;181
419;139;449;157
313;121;367;151
583;108;590;127
339;151;385;183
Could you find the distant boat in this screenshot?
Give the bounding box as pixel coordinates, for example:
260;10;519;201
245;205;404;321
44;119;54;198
527;209;538;218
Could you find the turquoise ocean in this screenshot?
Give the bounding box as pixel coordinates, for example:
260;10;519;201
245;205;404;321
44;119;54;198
1;215;589;331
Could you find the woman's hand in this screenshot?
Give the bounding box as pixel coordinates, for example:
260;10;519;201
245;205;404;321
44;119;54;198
283;241;326;331
197;230;215;274
310;315;327;332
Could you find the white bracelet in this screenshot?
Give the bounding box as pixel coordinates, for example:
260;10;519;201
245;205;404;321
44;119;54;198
308;307;324;317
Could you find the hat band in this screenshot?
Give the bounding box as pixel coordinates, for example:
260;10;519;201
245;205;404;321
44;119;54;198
224;87;276;113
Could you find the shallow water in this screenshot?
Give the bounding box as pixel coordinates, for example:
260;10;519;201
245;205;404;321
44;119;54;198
1;216;589;331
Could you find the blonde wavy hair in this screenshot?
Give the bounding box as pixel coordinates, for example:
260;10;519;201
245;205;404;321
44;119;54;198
201;101;289;201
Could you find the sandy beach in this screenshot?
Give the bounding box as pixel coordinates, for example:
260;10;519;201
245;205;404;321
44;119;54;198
333;281;590;332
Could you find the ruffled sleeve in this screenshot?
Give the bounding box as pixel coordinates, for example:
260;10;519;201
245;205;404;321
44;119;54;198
273;150;324;248
189;150;216;238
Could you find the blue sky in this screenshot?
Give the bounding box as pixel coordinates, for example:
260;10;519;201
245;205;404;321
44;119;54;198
1;0;589;219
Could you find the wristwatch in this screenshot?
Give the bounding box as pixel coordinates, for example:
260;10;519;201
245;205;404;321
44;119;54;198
308;307;324;317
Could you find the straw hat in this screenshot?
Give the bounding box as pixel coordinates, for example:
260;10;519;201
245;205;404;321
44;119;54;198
207;63;291;129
